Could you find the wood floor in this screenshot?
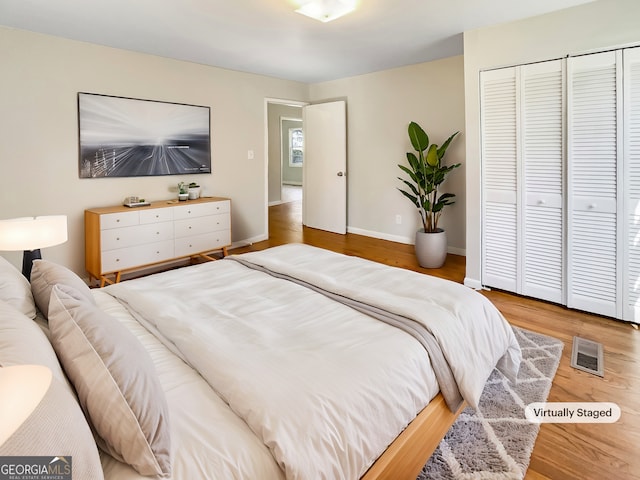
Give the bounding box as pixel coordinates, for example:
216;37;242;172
234;199;640;480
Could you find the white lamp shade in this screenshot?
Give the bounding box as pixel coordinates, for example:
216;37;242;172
0;215;68;251
0;365;53;446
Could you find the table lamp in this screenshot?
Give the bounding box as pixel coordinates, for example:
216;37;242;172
0;215;68;280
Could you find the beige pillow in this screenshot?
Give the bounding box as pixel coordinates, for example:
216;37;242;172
48;284;172;477
30;259;95;318
0;300;68;385
0;367;105;480
0;255;36;319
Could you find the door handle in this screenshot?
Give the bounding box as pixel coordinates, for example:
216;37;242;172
337;171;345;177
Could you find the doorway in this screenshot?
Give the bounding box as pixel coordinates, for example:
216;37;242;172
266;100;306;230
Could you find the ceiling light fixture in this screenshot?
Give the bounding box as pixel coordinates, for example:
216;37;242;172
295;0;356;23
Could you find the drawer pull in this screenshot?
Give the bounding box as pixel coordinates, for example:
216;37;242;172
588;203;597;209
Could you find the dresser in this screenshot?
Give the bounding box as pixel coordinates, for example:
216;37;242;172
85;197;231;286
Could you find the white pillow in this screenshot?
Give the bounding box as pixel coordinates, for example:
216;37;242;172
0;255;36;319
0;367;105;480
0;300;103;478
48;284;172;477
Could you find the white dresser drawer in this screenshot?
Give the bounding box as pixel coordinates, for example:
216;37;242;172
101;222;174;251
174;214;230;239
210;213;231;232
174;231;231;257
101;240;174;272
101;211;139;230
173;200;230;220
140;208;174;224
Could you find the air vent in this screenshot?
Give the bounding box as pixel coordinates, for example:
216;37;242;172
571;336;604;377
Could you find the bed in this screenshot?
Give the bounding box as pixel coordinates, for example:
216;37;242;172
0;243;521;480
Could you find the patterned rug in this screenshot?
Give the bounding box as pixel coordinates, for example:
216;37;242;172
418;327;564;480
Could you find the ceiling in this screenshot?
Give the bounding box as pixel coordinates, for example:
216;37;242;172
0;0;594;83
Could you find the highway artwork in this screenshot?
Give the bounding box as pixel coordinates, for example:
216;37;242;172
78;93;211;178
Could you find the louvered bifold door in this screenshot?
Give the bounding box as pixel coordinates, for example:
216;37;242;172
521;60;565;303
567;51;622;318
623;46;640;322
481;67;519;292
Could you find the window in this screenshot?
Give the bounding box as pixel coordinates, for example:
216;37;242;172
289;127;303;167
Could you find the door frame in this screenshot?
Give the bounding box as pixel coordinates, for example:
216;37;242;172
264;98;309;237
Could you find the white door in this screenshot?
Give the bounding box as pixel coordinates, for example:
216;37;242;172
521;60;565;304
566;50;621;318
623;46;640;322
302;101;347;234
480;60;564;304
481;67;519;292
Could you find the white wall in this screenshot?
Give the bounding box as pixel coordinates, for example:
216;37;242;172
309;56;466;254
463;0;640;287
0;26;308;276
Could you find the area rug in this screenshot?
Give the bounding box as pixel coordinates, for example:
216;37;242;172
418;326;564;480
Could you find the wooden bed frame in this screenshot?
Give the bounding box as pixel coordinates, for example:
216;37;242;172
362;394;465;480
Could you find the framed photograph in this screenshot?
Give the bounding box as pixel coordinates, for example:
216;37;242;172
78;93;211;178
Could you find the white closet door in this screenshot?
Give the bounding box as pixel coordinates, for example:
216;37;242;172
521;60;565;303
481;67;519;292
567;51;622;318
623;46;640;322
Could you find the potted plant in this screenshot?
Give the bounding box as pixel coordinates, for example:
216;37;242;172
188;182;201;200
398;121;460;268
178;182;189;201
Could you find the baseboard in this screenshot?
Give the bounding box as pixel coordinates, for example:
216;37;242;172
347;227;466;256
347;226;412;245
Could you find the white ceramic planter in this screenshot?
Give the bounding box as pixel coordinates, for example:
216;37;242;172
415;228;447;268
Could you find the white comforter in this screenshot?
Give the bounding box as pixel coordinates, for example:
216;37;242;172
103;244;520;480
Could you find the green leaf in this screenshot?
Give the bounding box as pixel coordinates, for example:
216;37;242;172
408;122;429;153
426;144;439;167
398;188;420;208
437;131;459;159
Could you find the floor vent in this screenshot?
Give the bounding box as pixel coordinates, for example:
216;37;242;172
571;336;604;377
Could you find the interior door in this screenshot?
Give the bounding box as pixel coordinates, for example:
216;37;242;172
302;101;347;234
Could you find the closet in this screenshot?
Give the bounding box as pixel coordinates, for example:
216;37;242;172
480;46;640;322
